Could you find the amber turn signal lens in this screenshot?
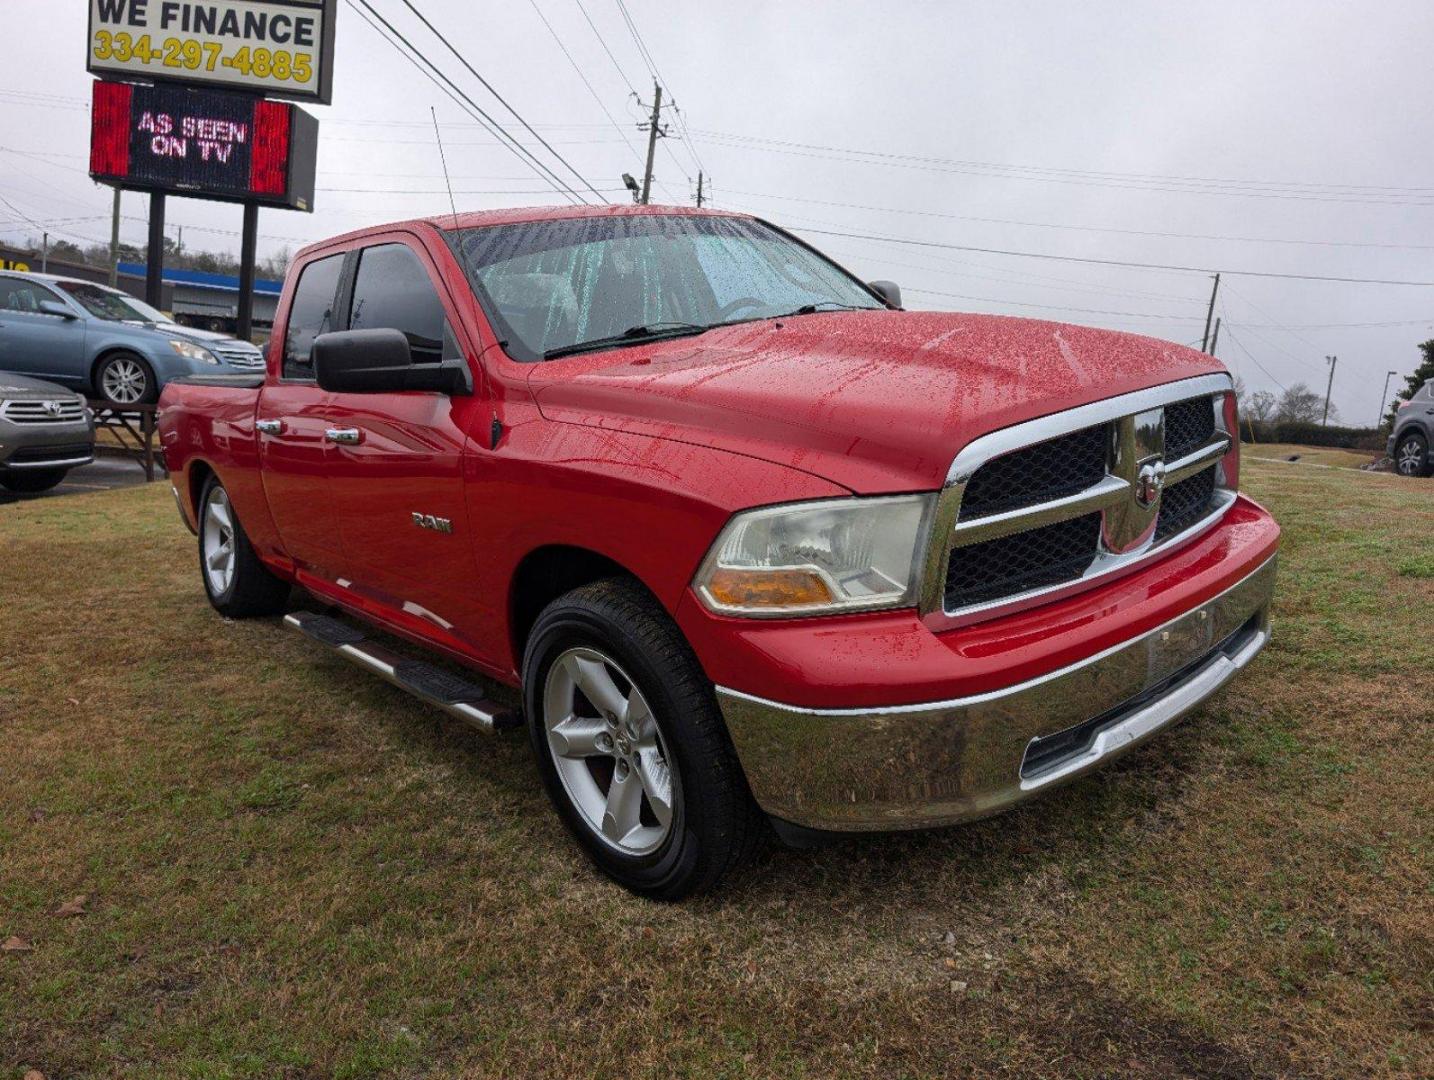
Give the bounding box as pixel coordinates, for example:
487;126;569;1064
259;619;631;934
704;567;834;609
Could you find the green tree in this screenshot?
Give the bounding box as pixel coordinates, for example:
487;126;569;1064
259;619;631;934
1384;338;1434;428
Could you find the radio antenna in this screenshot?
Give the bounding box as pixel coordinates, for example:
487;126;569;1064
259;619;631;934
431;106;462;230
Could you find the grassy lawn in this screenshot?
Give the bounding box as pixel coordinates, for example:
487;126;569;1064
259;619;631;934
2;460;1430;1079
1244;442;1385;471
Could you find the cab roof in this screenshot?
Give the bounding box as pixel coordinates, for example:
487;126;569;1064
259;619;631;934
298;203;749;258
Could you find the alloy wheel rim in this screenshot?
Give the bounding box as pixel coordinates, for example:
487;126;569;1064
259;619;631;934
202;488;236;596
102;359;146;404
1397;441;1423;475
543;646;678;856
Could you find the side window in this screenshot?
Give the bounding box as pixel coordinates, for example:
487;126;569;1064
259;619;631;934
0;279;62;313
1417;381;1433;401
349;243;457;364
282;254;344;380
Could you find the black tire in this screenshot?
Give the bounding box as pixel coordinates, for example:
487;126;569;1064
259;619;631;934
197;474;290;618
1394;431;1432;477
0;468;68;493
522;578;764;900
94;351;157;408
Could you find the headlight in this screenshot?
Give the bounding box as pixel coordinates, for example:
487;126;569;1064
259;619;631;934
693;494;935;617
168;339;220;364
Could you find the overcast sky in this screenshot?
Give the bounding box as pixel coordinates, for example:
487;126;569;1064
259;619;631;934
3;0;1432;422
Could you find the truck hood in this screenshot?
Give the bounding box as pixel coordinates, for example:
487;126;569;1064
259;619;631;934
528;310;1225;493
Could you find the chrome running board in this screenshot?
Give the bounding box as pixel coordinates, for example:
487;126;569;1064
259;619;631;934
284;611;520;734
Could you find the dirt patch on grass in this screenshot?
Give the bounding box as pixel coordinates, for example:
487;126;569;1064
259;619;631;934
2;459;1430;1078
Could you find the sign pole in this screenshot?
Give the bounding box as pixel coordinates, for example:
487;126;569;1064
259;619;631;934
145;191;166;309
237;202;259;342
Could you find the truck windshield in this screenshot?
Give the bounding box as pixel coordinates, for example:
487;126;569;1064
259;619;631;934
57;282;168;324
445;214;883;361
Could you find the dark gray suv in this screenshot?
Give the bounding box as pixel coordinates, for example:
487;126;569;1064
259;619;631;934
1389;379;1433;477
0;373;95;493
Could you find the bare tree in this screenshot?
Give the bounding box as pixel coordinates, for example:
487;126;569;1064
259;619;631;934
1246;390;1278;422
1276;383;1338;424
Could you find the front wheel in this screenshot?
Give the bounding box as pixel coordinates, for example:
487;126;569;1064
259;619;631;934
1395;432;1431;477
197;475;289;617
523;579;763;900
95;352;156;408
0;467;68;493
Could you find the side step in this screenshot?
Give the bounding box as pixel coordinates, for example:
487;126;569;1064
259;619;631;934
284;611;521;734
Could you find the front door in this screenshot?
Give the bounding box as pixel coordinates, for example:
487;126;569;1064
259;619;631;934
320;238;493;663
0;278;87;383
255;251;347;580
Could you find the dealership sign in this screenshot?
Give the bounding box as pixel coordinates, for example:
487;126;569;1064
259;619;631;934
87;0;336;104
90;80;318;210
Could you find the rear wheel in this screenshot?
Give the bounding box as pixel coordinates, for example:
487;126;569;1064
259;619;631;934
198;474;289;617
1395;432;1431;477
0;468;68;493
95;352;156;408
523;579;763;899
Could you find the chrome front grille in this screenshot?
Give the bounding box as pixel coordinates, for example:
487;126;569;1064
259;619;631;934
213;346;265;369
1;398;86;424
921;374;1237;626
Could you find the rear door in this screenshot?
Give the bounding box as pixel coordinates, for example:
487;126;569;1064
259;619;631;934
0;277;87;383
256;251;347;580
320;236;493;660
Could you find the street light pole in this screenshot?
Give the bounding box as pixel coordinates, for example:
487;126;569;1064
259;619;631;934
1378;370;1398;427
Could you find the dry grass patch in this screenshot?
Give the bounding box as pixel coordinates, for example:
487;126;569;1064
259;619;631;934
2;459;1430;1078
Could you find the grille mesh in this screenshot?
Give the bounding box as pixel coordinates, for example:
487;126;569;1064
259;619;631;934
945;513;1101;609
958;424;1110;520
1164;397;1216;460
1154;467;1217;544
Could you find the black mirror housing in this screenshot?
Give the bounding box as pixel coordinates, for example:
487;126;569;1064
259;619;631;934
868;280;902;309
313;328;471;395
39;301;78;320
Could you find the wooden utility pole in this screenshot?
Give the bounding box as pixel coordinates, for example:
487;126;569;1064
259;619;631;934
1322;355;1338;426
695;171;705;208
1208;316;1221;356
108;188;121;287
638;80;665;205
1200;273;1221;352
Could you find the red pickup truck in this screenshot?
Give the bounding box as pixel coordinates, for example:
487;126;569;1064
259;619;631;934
159;206;1280;898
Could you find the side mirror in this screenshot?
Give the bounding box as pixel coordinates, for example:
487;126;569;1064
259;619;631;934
312;328;471;395
868;280;902;309
38;301;77;320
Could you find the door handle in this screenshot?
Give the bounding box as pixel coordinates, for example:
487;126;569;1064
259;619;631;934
325;427;362;445
255;419;283;435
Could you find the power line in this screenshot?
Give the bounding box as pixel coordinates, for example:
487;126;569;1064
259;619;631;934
346;0;587;204
726;186;1434;252
693;129;1434;206
1222;323;1289;393
525;0;646;173
610;0;705;183
787;225;1434;287
572;0;638;95
395;0;610;203
904;286;1203;322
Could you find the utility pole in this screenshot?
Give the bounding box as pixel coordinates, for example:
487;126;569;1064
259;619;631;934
108;188;121;287
1200;273;1221;352
695;171;705;208
1322;355;1337;426
636;80;666;205
1378;369;1398;428
1207;316;1221;356
40;232;48;273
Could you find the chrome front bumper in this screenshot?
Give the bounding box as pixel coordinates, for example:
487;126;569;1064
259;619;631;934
716;555;1277;832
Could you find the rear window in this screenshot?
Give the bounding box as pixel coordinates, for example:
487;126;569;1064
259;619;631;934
283;254;344;380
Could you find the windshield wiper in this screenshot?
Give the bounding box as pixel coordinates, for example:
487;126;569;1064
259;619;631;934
543;321;710;360
773;301;874;319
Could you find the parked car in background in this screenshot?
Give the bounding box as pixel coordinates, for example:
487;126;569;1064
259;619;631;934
0;373;94;493
1389;378;1434;476
0;271;265;407
159;206;1280;898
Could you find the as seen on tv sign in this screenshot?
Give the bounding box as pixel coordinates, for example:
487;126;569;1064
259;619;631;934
87;0;336;104
89;79;318;211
